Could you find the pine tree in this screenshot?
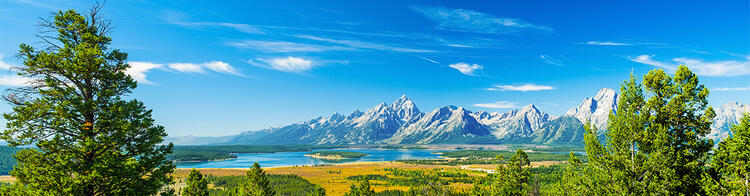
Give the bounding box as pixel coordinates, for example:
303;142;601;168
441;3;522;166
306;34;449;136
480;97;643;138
238;162;275;196
580;65;715;195
0;5;174;195
344;179;374;196
472;149;531;195
709;113;750;195
182;169;209;196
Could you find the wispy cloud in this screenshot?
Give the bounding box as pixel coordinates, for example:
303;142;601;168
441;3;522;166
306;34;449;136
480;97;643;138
629;55;750;77
485;84;555;92
415;55;440;64
714;85;750;91
0;54;14;70
126;62;164;84
540;54;564;66
162;11;265;34
448;62;482;76
11;0;59;10
583;41;632;46
253;56;315;73
473;101;518;109
226;40;349;53
411;5;552;33
204;61;241;75
0;54;30;87
295;35;436;53
0;75;31;87
168;63;204;73
128;61;244;84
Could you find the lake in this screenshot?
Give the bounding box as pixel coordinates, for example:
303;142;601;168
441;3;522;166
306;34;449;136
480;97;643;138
176;149;447;168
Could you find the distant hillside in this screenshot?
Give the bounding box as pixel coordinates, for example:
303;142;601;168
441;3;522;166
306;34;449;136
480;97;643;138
0;146;21;175
166;89;747;146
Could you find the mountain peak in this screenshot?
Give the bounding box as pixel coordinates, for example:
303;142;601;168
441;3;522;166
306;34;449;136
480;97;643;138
391;95;414;106
594;88;617;100
565;88;619;131
521;104;538;111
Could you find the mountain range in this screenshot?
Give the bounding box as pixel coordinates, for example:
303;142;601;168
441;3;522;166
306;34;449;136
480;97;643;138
166;88;749;146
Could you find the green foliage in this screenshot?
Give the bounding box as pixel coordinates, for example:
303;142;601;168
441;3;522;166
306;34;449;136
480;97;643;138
708;113;750;195
406;182;454;196
0;182;47;196
237;162;275;196
0;7;173;195
472;149;532;195
204;174;324;196
182;169;208;196
345;179;374;196
0;146;21;175
572;66;716;195
306;151;368;159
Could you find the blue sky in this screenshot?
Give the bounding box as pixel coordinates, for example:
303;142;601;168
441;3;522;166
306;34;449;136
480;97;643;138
0;0;748;136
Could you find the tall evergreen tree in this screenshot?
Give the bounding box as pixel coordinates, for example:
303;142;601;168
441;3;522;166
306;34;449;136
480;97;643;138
581;65;715;195
0;5;174;195
238;162;275;196
472;149;531;195
183;169;209;196
709;113;750;195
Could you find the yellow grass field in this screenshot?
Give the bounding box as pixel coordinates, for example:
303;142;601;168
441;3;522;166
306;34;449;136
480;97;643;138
172;161;482;195
1;161;562;196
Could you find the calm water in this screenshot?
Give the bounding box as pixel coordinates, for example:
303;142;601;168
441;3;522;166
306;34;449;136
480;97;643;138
177;149;447;168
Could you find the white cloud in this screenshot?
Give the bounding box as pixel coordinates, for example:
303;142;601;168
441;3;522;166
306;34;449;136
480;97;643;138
449;62;482;76
584;41;632;46
714;85;750;91
629;55;750;77
0;54;14;70
204;61;241;75
0;75;31;87
126;62;163;84
473;101;518;109
168;63;204;73
540;54;563;66
485;84;555;92
415;55;440;64
257;56;315;72
213;23;264;34
295;35;436;53
412;5;552;33
129;61;243;84
227;40;349;53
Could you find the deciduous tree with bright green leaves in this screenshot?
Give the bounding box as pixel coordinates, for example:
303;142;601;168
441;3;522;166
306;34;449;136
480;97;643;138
238;162;275;196
580;65;716;195
708;113;750;195
0;5;174;195
182;169;209;196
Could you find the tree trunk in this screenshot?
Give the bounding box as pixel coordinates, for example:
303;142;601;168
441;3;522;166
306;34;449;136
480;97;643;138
745;172;748;196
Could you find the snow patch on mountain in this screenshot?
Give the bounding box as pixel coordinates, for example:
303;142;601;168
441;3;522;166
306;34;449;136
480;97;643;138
708;101;750;142
565;88;618;131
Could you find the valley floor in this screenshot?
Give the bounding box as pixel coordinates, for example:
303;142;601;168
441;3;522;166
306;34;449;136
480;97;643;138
0;160;565;195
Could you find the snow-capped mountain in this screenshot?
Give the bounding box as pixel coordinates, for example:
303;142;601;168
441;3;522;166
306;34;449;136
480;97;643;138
708;102;750;143
165;90;746;146
388;106;494;144
531;116;586;145
475;104;550;139
565;88;618;131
